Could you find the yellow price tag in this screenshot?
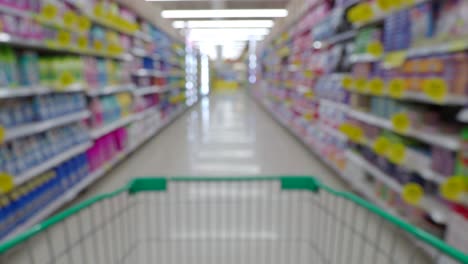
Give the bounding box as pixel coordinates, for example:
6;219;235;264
77;16;91;32
59;71;74;88
339;123;352;134
388;78;406;98
397;0;413;7
63;11;76;28
384;51;407;69
422;78;447;102
304;70;314;79
347;7;360;23
41;4;57;20
367;41;383;57
386;142;406;164
377;0;394;11
77;36;88;49
340;123;364;143
94;3;105;17
350;126;364;143
57;30;71;46
440;176;467;201
355;78;368;93
0;126;4;144
402;183;424;206
304;91;314;99
342;76;354;90
391;112;410;133
0;173;14;194
356;3;374;22
368;78;384;95
303;113;313;121
94;40;104;51
373;136;390;156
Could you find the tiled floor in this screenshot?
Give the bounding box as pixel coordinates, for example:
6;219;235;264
82;90;345;198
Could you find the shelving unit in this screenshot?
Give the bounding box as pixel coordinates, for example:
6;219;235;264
90;115;136;139
4;110;91;143
255;0;468;257
0;0;200;243
0;102;192;243
133;85;171;96
14;142;93;185
86;84;135;97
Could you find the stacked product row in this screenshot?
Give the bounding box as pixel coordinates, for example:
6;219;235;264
255;0;468;257
0;0;199;242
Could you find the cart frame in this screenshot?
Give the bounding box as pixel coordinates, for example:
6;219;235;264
0;176;467;263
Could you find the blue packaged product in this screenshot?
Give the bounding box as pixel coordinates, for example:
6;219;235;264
18;52;39;86
0;196;11;238
55;164;67;191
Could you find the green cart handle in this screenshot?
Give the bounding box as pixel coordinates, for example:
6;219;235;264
0;176;467;263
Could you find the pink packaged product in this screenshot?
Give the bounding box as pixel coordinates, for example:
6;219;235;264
0;14;17;35
114;128;128;151
119;7;137;24
84;57;98;87
88;98;103;128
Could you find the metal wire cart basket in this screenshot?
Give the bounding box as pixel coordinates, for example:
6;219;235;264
0;176;467;264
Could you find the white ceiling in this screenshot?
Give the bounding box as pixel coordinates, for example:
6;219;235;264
148;0;289;59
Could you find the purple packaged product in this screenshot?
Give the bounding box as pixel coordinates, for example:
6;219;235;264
431;145;455;176
394;165;413;184
375;155;390;173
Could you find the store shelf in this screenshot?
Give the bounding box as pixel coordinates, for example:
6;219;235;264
392;91;467;106
4;110;90;143
86;84;135;97
353;0;429;29
14;141;93;186
316;112;448;184
350;53;381;63
0;84;87;99
133;105;159;121
132;69;166;77
0;31;128;60
320;99;460;150
0;4;30;18
324;30;357;46
90;115;136;139
0;101;194;244
346;150;448;222
0;86;50;98
347;108;459;151
350;179;440;258
133;85;171;96
346;151;403;192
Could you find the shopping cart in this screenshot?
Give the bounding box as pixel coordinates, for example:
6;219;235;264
0;176;467;264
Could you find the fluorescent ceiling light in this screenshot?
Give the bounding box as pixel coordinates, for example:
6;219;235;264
162;9;288;18
172;20;274;29
189;28;269;36
189;35;265;42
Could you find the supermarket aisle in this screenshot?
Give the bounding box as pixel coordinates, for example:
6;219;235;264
82;90;344;197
